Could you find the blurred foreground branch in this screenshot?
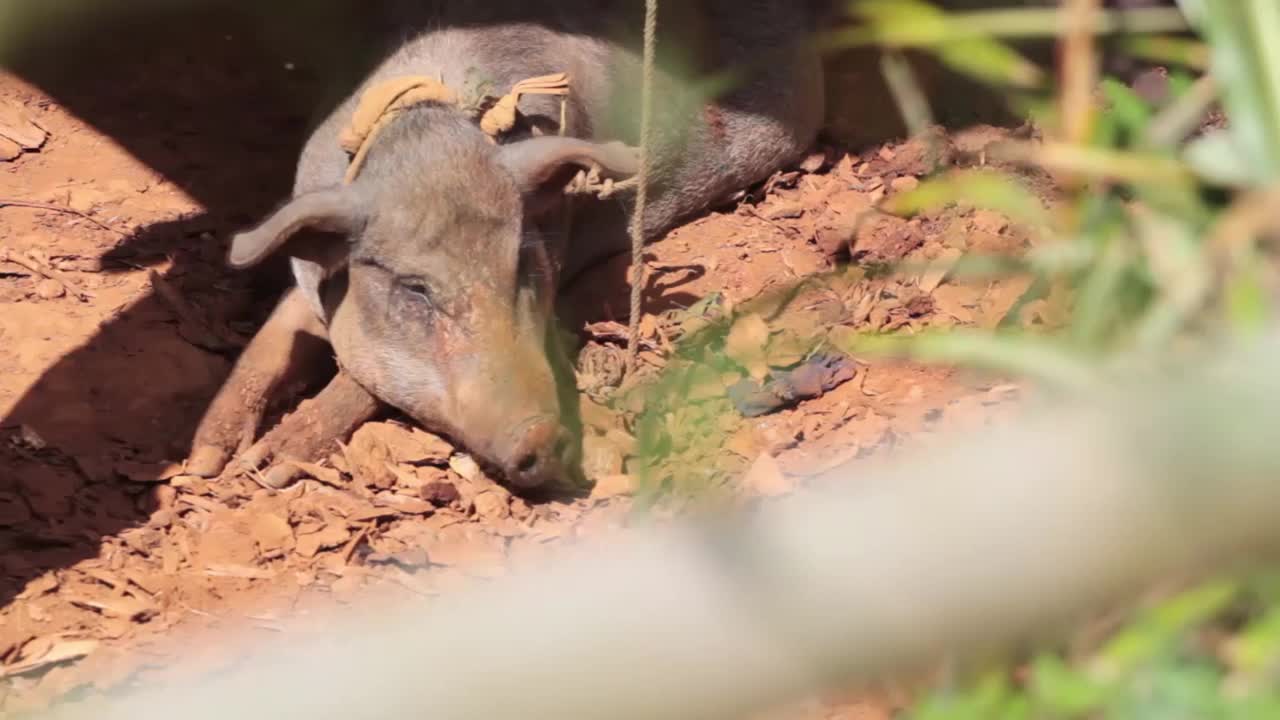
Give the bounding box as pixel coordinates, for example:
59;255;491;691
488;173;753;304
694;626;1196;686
40;334;1280;720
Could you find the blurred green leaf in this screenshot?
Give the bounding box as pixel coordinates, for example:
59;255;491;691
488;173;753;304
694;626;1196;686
1093;582;1237;680
883;170;1050;229
1225;259;1270;335
1185;129;1264;187
1122;34;1211;71
1195;1;1280;181
934;37;1045;89
1231;605;1280;675
833;329;1096;390
1029;655;1109;715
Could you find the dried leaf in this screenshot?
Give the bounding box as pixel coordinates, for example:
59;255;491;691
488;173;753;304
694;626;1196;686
741;453;793;497
427;526;505;569
349;507;401;523
473;491;512;521
766;329;811;369
288;460;344;488
373;493;437;516
1;639;98;678
296;524;353;559
346;423;453;488
352;423;452;466
17;573;59;600
0;100;47;150
250;513;295;555
449;455;482;482
932;284;979;324
0;135;19;161
204;564;276;580
918;247;963;293
66;595;158;622
590;474;636;500
384;462;428;491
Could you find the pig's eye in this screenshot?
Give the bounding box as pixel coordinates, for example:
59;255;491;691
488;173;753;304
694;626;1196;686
399;279;435;305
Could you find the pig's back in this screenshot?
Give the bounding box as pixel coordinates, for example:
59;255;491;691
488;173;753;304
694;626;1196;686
294;0;823;238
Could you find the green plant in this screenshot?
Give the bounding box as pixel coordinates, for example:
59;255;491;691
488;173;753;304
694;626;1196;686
622;0;1280;716
822;1;1280;717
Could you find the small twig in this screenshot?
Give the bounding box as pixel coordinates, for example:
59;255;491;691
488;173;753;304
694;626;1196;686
148;269;248;352
0;197;127;237
177;601;218;619
0;247;92;301
244;464;277;492
341;523;374;566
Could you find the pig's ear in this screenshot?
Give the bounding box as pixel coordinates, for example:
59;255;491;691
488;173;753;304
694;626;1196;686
497;137;640;195
227;188;366;269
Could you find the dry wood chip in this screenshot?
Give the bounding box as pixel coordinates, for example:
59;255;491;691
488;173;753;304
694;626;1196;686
373;493;436;516
0;135;19;160
79;569;127;590
1;639;98;678
296;524;352;559
357;423;454;466
472;490;512;521
250;513;295;555
124;572;163;597
203;564;276;580
349;507;401;523
288;460;344;488
16;573;59;600
159;544;182;575
0;101;47;150
66;594;158;622
918;247;963;294
178;494;221;513
340;524;373;565
385;462;427;491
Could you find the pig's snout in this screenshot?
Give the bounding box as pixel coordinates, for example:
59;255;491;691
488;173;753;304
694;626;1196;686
501;414;577;490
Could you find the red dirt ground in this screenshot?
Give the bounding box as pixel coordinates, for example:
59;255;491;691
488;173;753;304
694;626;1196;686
0;39;1041;718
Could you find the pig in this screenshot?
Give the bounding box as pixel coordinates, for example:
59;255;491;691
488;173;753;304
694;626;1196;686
186;1;827;493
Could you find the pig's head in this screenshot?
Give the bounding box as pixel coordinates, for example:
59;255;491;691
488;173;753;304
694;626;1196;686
225;107;638;493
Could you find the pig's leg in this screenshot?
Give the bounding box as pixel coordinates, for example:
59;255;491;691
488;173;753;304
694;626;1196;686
187;288;331;477
238;369;383;488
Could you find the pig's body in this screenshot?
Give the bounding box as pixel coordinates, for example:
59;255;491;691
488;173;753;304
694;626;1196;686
297;1;825;278
189;1;826;492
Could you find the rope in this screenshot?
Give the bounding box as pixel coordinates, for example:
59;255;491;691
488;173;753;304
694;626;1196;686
479;72;571;138
341;72;571;184
626;0;659;372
